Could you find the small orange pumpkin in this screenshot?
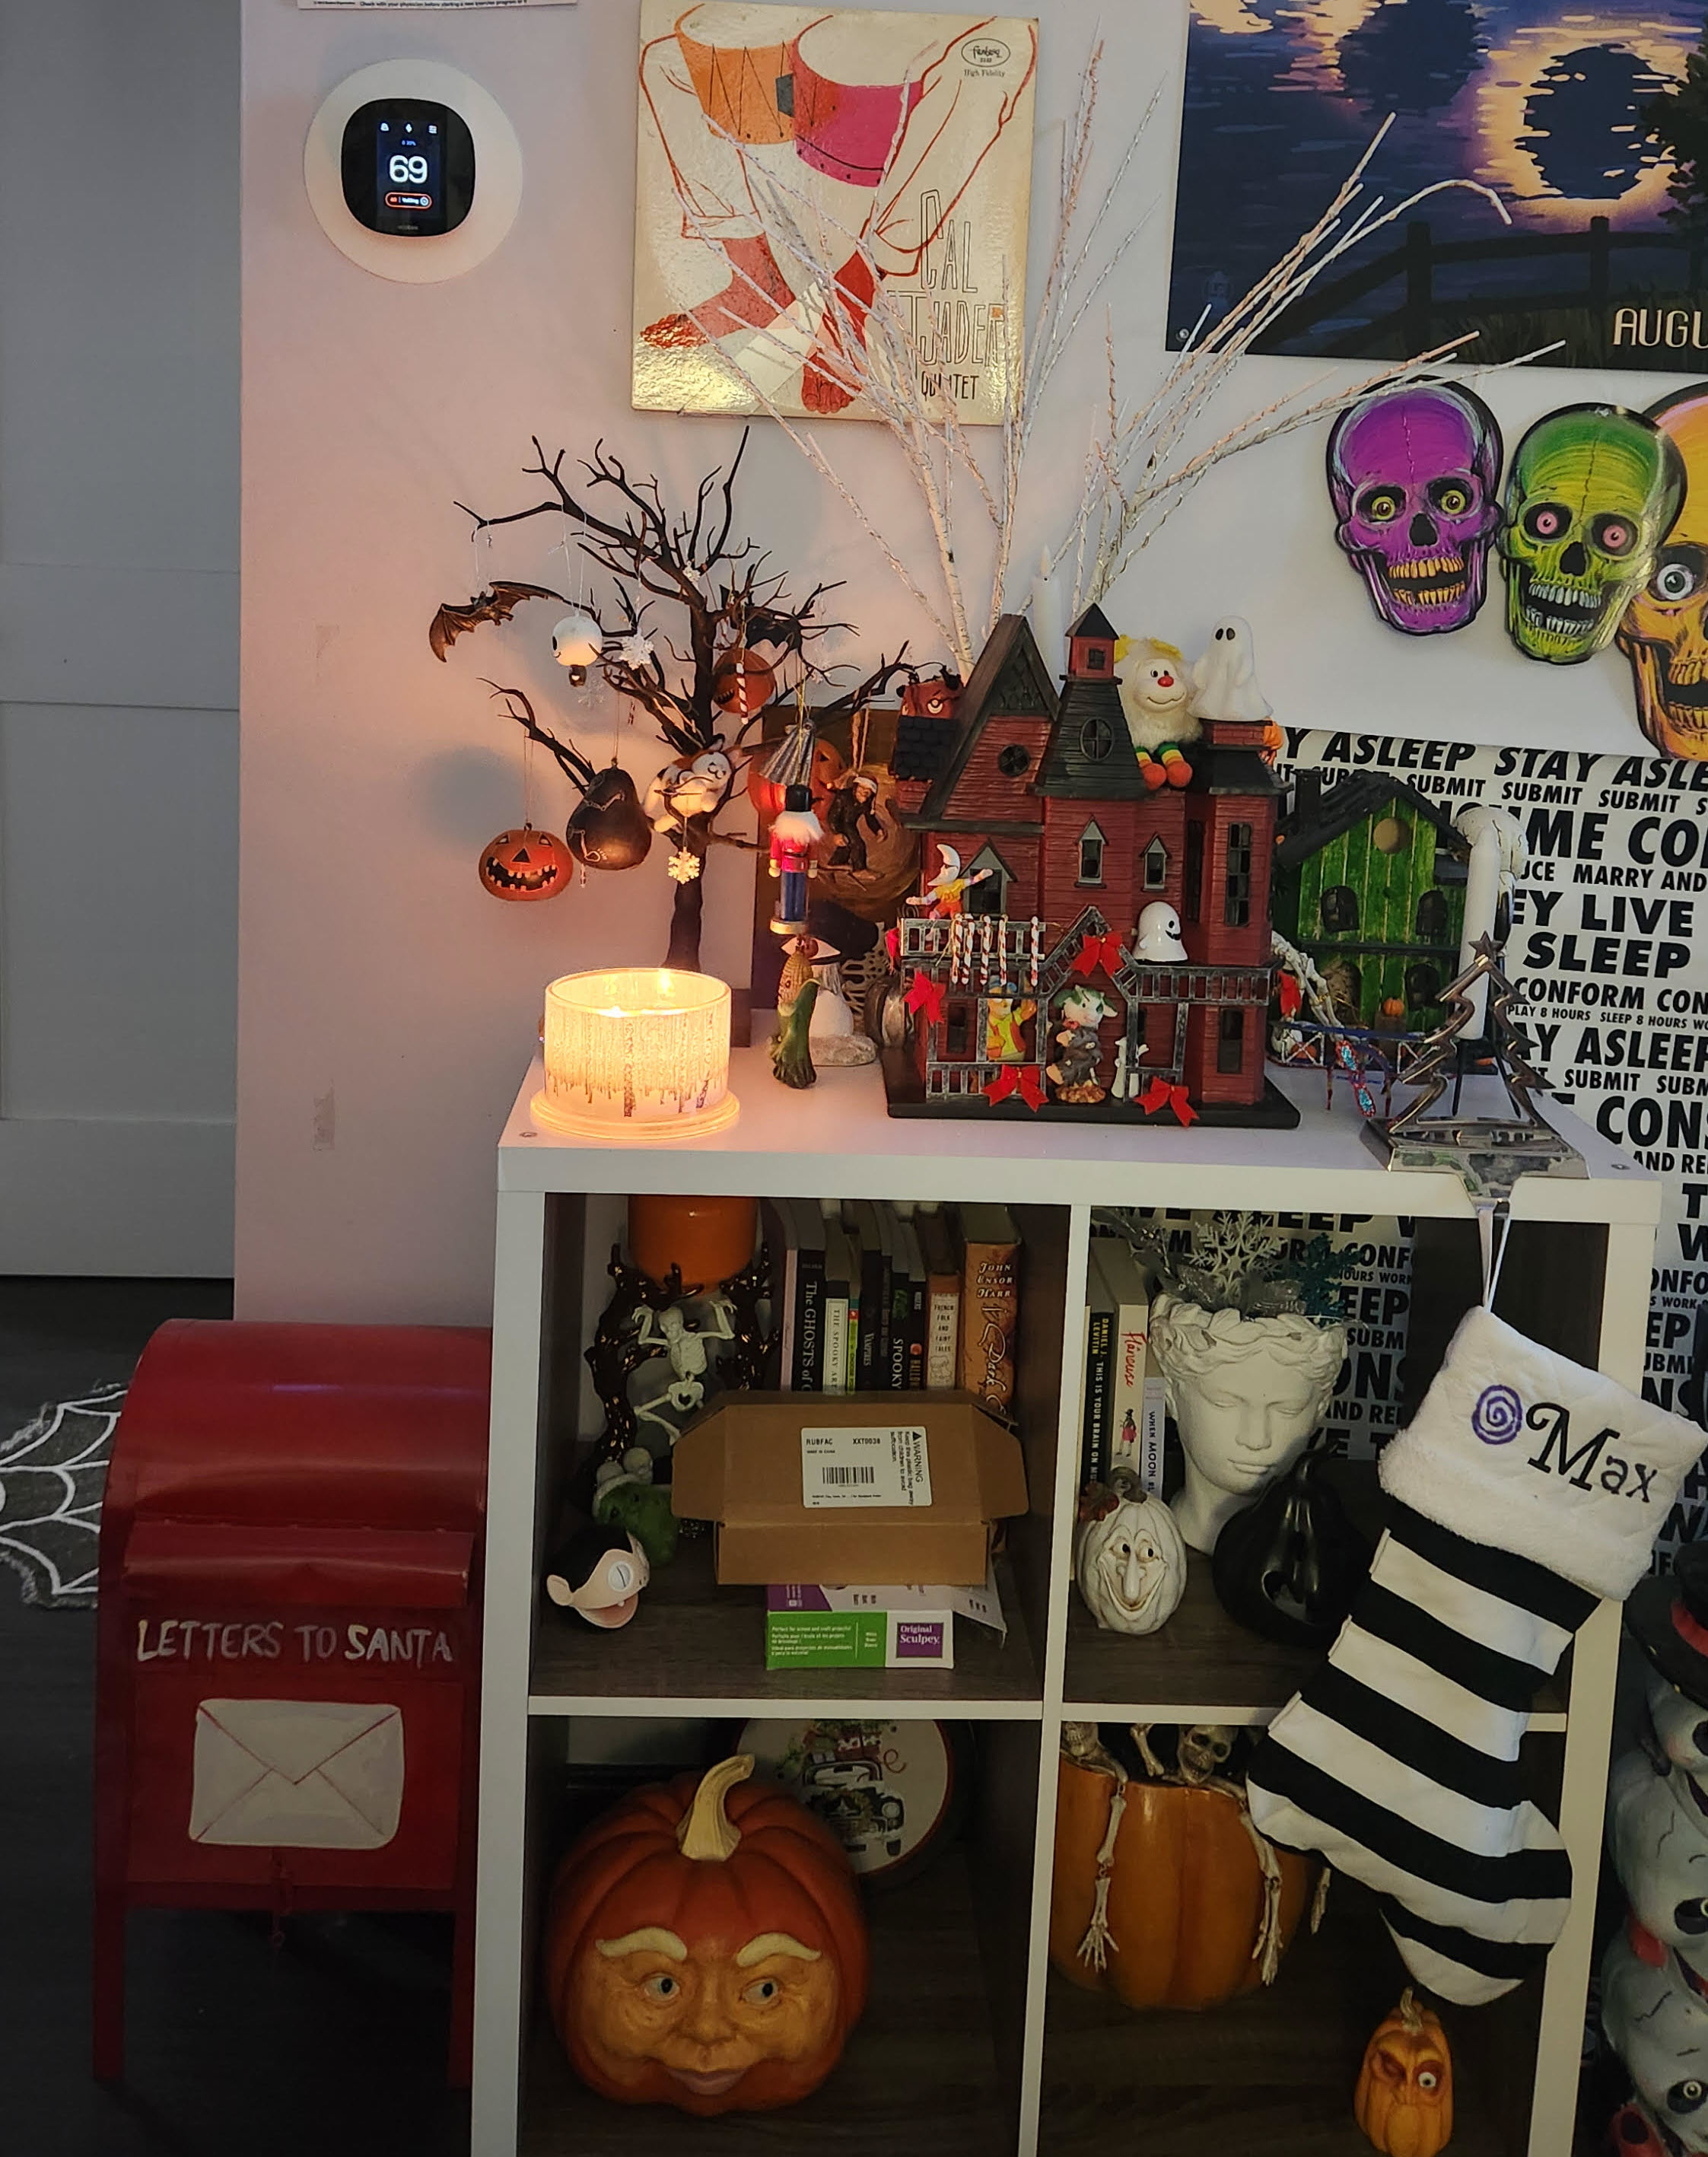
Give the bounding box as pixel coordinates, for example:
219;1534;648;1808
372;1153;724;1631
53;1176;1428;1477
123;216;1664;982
544;1755;867;2115
1353;1989;1453;2157
1048;1751;1313;2010
477;823;573;901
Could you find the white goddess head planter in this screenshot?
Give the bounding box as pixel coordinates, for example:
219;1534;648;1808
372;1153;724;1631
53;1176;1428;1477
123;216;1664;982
1150;1293;1347;1552
1074;1483;1188;1634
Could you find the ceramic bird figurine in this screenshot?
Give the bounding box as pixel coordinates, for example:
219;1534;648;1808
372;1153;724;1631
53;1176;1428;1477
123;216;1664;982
1190;616;1272;726
1117;637;1200;791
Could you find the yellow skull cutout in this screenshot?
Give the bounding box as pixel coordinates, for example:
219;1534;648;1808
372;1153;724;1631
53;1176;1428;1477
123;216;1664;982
1619;385;1708;759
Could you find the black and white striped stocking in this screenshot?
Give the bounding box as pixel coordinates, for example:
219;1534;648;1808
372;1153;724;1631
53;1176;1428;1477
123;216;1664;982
1247;1306;1704;2008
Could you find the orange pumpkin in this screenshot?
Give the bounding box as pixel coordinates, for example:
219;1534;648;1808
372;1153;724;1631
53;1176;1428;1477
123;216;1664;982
746;735;843;823
1353;1990;1453;2157
476;823;574;901
544;1755;867;2115
1048;1754;1313;2010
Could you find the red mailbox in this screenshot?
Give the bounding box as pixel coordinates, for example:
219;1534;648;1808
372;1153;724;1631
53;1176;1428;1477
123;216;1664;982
93;1321;490;2085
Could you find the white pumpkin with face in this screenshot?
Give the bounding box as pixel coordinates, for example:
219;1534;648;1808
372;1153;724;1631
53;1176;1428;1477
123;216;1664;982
1074;1489;1188;1635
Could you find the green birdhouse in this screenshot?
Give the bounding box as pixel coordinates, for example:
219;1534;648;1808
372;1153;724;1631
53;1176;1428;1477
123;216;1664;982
1273;774;1471;1030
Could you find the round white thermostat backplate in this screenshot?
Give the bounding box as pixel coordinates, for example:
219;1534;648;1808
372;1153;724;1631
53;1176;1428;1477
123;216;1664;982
304;60;521;283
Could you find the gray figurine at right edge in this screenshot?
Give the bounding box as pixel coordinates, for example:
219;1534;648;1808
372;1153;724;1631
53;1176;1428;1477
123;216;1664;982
1190;617;1273;727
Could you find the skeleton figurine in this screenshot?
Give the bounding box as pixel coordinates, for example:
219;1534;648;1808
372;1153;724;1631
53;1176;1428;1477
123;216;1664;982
629;1296;738;1449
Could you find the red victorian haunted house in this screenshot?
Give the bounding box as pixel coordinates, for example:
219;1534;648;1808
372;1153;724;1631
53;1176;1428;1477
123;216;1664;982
893;607;1280;1119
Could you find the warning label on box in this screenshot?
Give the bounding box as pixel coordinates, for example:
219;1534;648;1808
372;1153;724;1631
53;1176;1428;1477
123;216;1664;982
800;1426;933;1510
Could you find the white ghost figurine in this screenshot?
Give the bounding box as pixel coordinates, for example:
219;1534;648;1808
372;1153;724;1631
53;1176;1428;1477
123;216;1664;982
1118;638;1203;752
1190;616;1271;726
641;747;732;833
1136;901;1188;961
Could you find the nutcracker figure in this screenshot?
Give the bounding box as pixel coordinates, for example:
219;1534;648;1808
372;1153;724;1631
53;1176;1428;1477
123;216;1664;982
768;782;822;934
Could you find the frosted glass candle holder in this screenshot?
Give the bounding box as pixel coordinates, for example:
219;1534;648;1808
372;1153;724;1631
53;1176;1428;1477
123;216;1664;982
533;969;739;1142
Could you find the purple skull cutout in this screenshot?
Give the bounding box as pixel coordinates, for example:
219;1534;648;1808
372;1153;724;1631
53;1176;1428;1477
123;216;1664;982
1327;380;1504;635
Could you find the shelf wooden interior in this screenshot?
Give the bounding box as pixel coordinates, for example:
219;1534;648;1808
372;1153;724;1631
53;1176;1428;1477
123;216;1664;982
1063;1460;1565;1723
530;1536;1042;1708
1040;1875;1541;2156
520;1719;1040;2156
532;1195;1069;1711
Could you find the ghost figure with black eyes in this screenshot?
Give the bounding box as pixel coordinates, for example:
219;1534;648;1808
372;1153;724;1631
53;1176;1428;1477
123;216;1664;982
1602;1918;1708;2154
1326;380;1504;635
1189;618;1271;727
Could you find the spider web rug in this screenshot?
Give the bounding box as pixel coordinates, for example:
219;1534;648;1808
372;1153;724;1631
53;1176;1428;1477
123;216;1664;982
0;1382;126;1608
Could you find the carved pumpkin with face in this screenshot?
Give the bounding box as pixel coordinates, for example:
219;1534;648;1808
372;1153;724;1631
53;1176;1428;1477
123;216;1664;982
477;824;574;901
545;1755;867;2115
1353;1990;1453;2157
1073;1488;1187;1635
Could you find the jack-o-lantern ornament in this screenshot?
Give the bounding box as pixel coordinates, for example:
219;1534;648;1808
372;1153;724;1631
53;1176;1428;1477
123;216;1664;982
477;823;573;901
747;733;843;823
1353;1990;1453;2157
901;670;960;721
1074;1484;1186;1635
713;650;777;719
544;1755;868;2116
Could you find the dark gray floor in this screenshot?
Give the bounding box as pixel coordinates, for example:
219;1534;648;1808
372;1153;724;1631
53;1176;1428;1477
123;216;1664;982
1;1280;469;2157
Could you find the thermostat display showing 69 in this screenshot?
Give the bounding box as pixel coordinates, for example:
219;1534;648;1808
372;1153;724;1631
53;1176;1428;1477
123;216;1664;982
304;61;521;283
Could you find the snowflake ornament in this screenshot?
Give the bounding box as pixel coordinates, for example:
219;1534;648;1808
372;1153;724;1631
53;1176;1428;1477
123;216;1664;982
610;634;656;671
667;848;702;884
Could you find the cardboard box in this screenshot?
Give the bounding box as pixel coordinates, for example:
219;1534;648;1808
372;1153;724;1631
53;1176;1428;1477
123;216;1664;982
670;1392;1028;1586
763;1570;1007;1671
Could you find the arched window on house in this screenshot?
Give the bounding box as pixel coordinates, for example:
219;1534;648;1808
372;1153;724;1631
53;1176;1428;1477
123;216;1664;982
1077;822;1106;886
965;844;1010;916
1143;838;1168;890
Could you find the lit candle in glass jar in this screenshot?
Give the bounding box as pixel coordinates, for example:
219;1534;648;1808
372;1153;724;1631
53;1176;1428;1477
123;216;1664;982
533;969;739;1141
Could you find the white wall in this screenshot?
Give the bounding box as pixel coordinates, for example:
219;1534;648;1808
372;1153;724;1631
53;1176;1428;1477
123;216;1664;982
1;0;239;1276
238;0;1706;1323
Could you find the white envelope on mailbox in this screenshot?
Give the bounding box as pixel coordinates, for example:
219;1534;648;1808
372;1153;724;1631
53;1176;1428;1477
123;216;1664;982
190;1698;404;1849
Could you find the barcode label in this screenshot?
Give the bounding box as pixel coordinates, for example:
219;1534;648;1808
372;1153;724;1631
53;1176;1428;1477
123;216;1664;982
801;1425;933;1509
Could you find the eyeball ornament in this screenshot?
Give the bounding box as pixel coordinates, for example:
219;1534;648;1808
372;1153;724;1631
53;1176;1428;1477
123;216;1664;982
552;609;606;685
1073;1484;1188;1635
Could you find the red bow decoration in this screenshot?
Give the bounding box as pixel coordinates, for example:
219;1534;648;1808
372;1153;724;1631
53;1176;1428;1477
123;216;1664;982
1072;931;1126;979
904;969;946;1024
984;1064;1047;1112
1137;1077;1199;1127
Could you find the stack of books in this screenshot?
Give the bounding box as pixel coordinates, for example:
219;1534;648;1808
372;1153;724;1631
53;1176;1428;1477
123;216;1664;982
1080;1235;1166;1495
761;1198;1021;1424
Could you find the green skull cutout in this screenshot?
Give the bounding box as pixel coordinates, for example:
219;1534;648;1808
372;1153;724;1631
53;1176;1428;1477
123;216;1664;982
1500;404;1685;663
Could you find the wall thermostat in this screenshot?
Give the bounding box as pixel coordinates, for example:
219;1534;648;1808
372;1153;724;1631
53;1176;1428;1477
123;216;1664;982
341;99;475;239
304;61;520;283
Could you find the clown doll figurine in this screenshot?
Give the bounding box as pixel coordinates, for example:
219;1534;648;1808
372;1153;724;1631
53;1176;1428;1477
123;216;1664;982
768;782;822;934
